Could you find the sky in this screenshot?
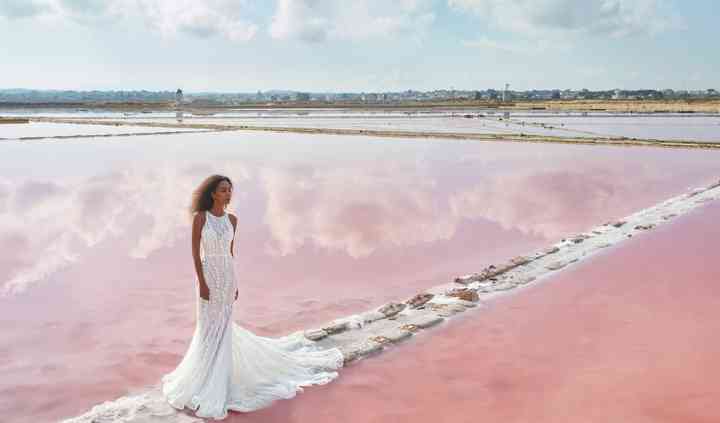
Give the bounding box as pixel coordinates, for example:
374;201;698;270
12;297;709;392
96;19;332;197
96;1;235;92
0;0;718;92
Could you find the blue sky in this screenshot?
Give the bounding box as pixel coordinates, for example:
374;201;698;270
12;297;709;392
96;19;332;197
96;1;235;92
0;0;717;92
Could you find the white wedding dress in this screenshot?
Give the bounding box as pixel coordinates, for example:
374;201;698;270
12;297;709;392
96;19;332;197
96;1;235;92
161;211;344;420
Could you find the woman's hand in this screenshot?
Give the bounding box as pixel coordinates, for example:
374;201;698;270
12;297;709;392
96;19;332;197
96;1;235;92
199;281;210;301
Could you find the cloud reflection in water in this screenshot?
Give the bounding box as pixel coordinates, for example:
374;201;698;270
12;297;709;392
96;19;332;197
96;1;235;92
1;138;716;296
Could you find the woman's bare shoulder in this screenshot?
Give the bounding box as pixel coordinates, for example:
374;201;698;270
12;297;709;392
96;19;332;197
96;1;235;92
193;211;206;226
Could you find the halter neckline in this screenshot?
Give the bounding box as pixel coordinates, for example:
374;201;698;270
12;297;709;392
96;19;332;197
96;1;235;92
207;210;226;218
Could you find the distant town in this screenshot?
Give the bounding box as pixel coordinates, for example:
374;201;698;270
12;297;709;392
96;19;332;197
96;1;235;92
1;87;718;106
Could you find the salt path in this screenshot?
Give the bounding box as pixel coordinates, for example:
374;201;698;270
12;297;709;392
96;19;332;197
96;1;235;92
62;179;720;422
234;201;720;423
27;116;720;148
0;122;207;140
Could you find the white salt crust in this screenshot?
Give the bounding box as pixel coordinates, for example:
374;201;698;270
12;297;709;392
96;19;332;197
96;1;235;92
63;179;720;423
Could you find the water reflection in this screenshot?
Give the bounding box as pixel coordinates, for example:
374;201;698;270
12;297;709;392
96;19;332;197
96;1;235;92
0;130;718;421
449;167;654;239
261;166;455;258
1;133;717;295
240;203;720;423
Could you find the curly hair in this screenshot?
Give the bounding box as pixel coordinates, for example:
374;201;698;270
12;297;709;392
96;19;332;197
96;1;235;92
190;174;233;217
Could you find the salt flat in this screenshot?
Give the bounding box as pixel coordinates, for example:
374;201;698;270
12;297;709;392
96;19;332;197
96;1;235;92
1;120;718;422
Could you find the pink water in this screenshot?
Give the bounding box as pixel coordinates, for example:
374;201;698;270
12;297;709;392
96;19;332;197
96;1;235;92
230;202;720;423
0;130;718;421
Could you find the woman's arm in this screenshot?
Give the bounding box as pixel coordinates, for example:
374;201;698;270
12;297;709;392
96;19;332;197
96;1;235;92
192;212;210;300
229;213;238;301
229;214;238;258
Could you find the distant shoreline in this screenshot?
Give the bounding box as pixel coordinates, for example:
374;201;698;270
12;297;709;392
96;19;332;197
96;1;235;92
1;99;719;113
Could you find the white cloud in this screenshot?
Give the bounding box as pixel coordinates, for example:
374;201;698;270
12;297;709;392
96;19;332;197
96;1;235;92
461;36;561;55
0;164;249;296
0;147;679;296
261;165;455;258
449;168;622;239
0;0;51;18
450;0;681;38
132;0;258;42
269;0;435;42
0;0;259;42
258;158;673;259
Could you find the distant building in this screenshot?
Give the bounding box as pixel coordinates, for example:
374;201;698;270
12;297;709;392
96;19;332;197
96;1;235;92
559;89;577;100
175;89;183;106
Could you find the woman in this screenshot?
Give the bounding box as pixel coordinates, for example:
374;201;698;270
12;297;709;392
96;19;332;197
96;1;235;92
161;175;344;420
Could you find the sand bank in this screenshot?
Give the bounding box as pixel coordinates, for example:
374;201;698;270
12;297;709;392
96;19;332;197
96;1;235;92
0;117;29;124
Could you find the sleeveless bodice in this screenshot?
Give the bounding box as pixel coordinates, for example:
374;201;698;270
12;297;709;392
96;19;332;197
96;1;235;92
199;210;236;309
200;211;233;259
162;210;344;419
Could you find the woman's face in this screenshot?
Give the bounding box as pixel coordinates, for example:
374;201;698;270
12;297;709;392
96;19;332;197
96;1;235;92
212;180;233;206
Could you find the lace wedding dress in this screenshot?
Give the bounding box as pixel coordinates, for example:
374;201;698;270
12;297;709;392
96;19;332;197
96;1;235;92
161;211;344;420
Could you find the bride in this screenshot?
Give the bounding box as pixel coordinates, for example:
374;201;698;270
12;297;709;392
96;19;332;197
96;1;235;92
161;175;344;420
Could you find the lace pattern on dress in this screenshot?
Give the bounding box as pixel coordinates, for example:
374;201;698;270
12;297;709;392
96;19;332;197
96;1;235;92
161;211;343;419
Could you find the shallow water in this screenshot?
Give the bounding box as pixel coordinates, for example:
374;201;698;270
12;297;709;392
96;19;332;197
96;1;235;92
514;115;720;142
7;109;720;142
126;115;591;138
0;130;718;421
230;202;720;423
109;110;720;142
0;122;202;139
